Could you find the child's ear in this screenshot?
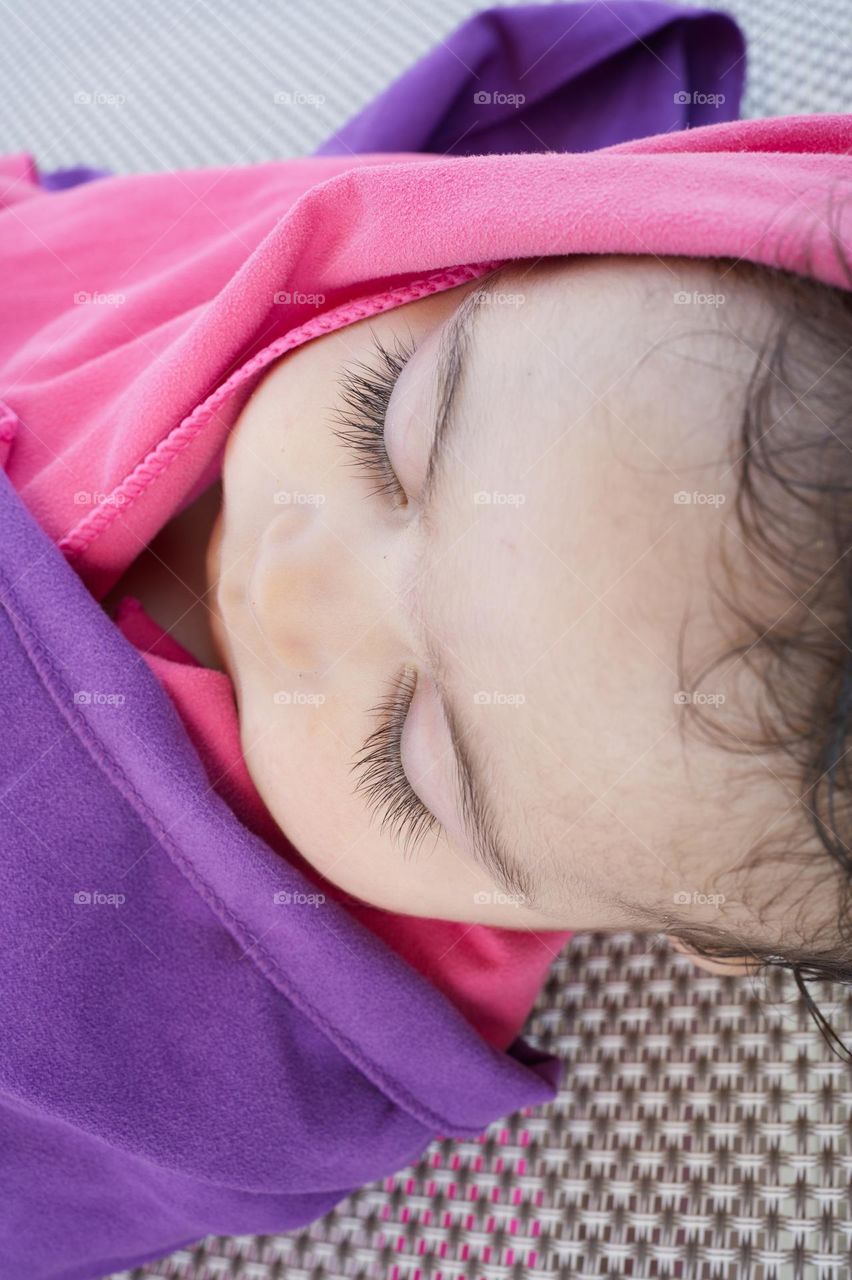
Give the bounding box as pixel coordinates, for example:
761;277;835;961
665;934;755;976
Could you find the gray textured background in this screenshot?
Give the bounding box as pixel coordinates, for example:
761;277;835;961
0;0;850;174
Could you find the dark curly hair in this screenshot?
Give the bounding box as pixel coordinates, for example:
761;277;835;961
642;191;852;1063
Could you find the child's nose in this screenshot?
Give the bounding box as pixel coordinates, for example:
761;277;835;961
246;502;396;674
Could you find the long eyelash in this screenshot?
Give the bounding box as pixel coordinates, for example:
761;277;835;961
350;665;441;860
330;329;416;506
335;333;436;858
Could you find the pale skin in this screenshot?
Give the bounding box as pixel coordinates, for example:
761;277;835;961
105;255;837;977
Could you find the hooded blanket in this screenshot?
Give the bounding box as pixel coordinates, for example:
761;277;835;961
1;3;753;1132
2;5;851;1279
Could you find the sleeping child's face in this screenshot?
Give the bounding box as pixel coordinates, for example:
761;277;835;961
206;254;832;961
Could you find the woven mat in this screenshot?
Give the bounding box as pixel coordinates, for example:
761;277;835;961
1;1;850;1276
113;933;852;1280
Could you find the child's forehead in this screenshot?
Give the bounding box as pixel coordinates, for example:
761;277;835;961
422;254;770;731
461;254;770;425
465;260;782;518
491;252;763;319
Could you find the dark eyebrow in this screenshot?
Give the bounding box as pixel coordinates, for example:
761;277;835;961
420;281;490;515
424;631;544;909
412;274;545;911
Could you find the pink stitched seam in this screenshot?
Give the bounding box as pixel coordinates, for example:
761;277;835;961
0;401;20;442
58;259;507;560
